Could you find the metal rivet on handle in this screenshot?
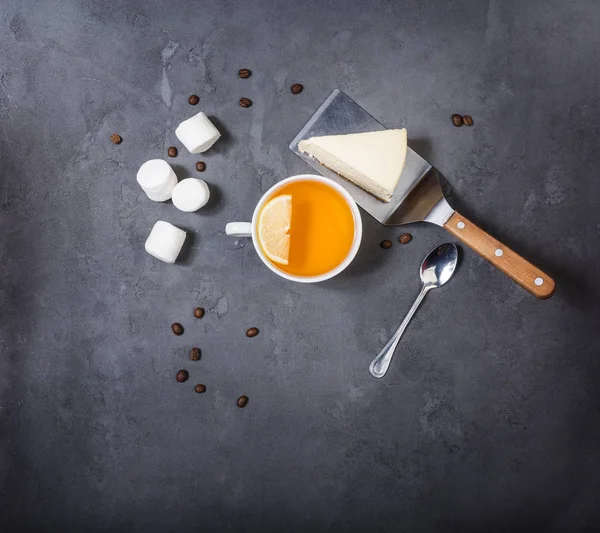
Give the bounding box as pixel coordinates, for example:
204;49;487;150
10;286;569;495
495;248;503;257
534;277;544;286
457;221;465;229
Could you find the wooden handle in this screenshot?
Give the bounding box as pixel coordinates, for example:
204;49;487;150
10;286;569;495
444;212;555;299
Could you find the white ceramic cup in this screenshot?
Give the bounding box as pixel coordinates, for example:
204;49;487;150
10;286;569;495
226;174;363;283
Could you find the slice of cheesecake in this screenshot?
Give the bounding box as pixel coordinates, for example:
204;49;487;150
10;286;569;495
298;129;407;202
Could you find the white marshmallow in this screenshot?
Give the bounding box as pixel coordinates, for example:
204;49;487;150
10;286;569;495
145;221;186;264
136;159;178;202
172;178;210;212
175;112;221;154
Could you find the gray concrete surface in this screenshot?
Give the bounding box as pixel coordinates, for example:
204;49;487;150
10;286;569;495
1;0;599;531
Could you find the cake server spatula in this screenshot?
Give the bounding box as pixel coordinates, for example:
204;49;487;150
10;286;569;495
290;89;554;298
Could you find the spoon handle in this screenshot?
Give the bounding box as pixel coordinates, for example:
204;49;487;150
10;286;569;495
369;285;429;378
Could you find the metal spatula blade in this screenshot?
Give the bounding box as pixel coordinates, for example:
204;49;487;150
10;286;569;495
289;89;453;227
290;90;555;299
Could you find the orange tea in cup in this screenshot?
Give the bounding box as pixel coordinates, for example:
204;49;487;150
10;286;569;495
257;179;355;277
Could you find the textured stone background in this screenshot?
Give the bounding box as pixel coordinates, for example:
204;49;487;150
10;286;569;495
1;0;599;531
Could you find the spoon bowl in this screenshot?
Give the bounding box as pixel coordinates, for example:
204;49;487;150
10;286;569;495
420;243;459;288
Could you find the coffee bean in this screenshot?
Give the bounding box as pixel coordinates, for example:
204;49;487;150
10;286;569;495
452;114;463;127
239;97;252;108
176;370;189;383
110;133;122;145
399;233;412;244
237;395;249;408
238;68;251;79
381;240;392;249
246;327;259;338
168;146;178;157
291;83;304;95
463;114;474;126
189;94;199;105
193;307;205;319
171;323;184;335
195;161;206;172
194;384;206;393
190;348;201;361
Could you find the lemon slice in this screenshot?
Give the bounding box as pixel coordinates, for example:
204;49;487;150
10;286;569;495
257;194;292;265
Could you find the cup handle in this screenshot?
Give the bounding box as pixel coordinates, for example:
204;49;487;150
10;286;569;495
225;222;252;238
